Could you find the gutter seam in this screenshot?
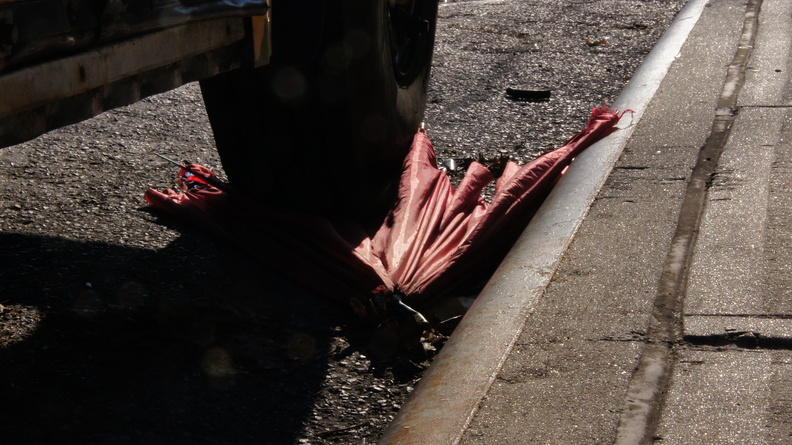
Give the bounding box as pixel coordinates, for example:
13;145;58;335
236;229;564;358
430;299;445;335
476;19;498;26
612;0;764;443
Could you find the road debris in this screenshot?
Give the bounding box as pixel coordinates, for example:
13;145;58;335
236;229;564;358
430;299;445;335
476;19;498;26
505;87;552;102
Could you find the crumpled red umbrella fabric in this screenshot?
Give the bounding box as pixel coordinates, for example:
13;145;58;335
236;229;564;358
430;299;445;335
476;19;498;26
145;107;622;310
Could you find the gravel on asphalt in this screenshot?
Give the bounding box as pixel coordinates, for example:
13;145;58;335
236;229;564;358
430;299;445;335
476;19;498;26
0;0;685;443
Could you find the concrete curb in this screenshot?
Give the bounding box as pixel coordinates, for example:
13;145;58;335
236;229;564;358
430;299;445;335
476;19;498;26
377;1;711;444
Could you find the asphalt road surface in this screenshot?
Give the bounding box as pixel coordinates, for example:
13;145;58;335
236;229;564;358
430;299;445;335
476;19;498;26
0;0;684;443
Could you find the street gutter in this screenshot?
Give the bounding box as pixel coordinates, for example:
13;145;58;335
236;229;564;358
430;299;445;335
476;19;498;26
378;0;711;443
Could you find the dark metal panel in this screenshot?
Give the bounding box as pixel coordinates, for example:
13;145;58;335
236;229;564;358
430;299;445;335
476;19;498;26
1;0;101;70
270;0;325;66
0;18;247;148
100;0;268;39
0;0;267;73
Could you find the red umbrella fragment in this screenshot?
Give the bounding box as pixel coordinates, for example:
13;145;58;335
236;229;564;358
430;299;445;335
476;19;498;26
145;107;623;331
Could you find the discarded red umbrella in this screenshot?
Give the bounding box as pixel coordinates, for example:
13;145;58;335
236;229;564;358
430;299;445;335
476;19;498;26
145;107;622;317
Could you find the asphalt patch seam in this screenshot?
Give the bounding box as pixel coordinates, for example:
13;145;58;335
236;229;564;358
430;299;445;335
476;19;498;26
613;0;764;443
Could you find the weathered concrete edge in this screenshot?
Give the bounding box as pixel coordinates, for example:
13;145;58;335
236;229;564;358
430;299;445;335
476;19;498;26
377;1;710;444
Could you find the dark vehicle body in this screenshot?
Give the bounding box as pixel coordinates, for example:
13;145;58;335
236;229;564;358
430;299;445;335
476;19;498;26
0;0;438;213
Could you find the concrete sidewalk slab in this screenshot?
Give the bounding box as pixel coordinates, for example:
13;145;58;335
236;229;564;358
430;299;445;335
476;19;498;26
656;2;792;443
686;0;792;321
656;350;779;444
685;106;785;316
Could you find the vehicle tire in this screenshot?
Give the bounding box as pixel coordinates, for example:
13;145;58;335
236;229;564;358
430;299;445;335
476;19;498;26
200;0;438;218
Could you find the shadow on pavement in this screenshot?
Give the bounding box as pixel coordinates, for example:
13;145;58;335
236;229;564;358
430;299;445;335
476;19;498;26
0;228;347;444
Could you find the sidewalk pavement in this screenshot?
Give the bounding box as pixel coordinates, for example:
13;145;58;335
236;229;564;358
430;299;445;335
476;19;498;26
380;0;792;443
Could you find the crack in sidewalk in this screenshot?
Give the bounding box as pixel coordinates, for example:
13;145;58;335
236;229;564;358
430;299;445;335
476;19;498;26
683;333;792;350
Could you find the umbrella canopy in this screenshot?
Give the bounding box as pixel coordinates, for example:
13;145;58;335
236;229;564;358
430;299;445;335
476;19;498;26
145;107;622;311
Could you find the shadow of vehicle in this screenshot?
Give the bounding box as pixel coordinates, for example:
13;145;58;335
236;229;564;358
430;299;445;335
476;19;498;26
0;229;347;444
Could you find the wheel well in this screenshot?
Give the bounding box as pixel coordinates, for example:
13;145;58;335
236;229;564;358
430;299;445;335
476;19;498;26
270;0;327;66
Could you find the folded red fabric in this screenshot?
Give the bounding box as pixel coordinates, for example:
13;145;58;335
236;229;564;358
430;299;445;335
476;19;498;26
145;107;622;310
